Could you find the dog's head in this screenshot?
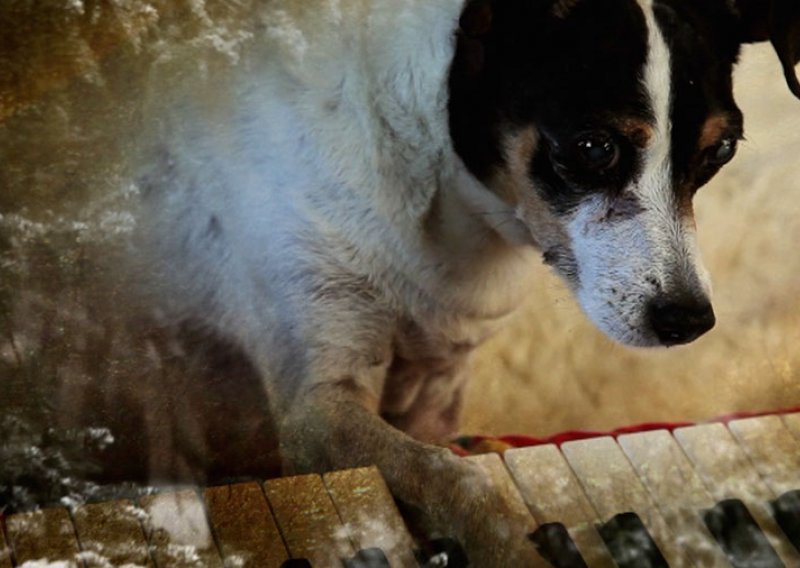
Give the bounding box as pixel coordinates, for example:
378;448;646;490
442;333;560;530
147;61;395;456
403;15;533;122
449;0;800;347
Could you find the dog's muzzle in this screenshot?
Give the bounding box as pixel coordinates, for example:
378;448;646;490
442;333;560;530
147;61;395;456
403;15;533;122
647;296;716;346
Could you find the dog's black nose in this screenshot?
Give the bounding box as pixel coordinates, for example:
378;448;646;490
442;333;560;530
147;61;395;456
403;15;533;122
648;297;716;346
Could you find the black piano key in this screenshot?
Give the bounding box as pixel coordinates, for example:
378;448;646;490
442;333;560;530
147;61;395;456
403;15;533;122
597;512;669;568
772;490;800;552
528;523;588;568
344;548;391;568
280;560;313;568
704;498;784;568
415;537;470;567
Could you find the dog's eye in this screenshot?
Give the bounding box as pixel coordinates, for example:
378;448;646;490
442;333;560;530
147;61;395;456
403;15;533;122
707;137;737;165
576;134;620;171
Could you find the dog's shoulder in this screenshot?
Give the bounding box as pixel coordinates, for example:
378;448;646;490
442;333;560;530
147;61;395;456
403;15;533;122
134;0;539;339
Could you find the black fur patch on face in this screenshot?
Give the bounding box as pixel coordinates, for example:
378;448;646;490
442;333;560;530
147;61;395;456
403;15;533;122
653;0;744;198
449;0;653;214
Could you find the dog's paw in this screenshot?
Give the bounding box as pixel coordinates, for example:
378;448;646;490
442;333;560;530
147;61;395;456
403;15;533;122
453;493;548;566
415;452;548;567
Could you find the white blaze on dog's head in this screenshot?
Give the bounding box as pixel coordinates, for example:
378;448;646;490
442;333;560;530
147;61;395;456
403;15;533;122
567;0;714;347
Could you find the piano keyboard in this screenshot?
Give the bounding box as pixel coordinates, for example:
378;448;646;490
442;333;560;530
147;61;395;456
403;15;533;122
1;413;799;567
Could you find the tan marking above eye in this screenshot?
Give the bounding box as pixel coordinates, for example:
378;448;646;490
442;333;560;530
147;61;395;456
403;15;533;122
492;126;570;251
614;117;654;148
492;127;539;206
698;114;731;151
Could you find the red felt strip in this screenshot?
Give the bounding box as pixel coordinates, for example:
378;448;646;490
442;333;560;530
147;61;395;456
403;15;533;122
455;405;800;453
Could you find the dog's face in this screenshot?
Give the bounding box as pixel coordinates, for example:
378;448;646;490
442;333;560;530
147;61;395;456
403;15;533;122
449;0;800;347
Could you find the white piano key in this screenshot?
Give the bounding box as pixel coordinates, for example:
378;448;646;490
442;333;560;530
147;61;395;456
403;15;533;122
505;444;616;568
562;436;692;566
464;453;540;533
618;430;730;567
781;412;800;443
675;423;800;565
463;453;550;567
728;415;800;496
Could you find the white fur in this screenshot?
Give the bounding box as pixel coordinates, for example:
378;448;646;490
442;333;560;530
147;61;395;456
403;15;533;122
135;0;541;414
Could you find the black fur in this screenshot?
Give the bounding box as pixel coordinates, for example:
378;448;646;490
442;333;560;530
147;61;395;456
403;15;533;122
448;0;800;216
449;0;653;213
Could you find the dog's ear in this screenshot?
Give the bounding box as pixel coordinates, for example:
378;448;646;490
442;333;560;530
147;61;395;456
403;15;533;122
550;0;583;19
459;0;493;37
455;0;493;77
734;0;800;98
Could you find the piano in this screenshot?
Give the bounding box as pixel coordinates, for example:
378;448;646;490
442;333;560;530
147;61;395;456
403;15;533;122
1;412;799;567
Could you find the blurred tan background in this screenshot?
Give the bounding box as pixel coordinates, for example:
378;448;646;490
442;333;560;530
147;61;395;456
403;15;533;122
1;2;800;506
465;44;800;436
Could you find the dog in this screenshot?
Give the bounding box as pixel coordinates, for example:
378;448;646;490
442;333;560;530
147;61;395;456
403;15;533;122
132;0;800;563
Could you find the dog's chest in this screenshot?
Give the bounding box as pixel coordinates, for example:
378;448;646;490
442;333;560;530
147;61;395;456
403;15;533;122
378;315;499;419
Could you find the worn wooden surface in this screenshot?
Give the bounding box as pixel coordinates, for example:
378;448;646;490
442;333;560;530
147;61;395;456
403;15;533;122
0;525;12;568
72;499;152;566
264;473;355;565
139;489;223;568
205;482;289;567
324;466;418;568
6;508;81;567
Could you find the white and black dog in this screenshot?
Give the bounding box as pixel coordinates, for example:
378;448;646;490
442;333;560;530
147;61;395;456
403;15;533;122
135;0;800;563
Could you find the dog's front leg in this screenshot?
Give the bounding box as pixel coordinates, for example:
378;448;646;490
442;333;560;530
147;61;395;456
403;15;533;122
280;381;547;566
